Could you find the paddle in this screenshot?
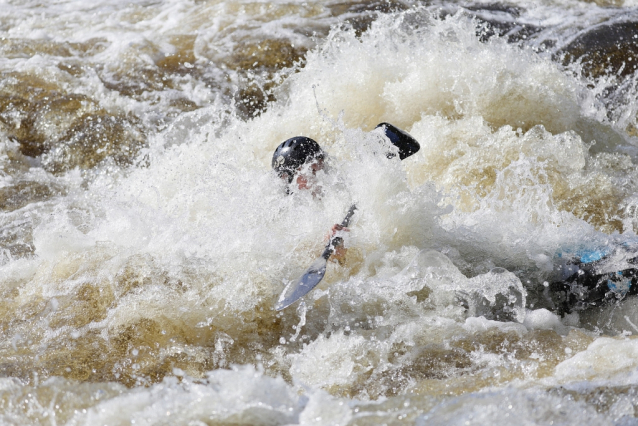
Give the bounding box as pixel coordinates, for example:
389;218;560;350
275;123;421;311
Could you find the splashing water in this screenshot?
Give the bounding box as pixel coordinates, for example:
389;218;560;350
1;0;638;424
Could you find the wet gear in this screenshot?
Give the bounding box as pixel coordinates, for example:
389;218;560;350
376;122;421;160
551;247;638;315
272;136;324;183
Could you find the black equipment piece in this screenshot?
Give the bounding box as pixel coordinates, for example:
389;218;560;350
550;248;638;316
376;122;421;160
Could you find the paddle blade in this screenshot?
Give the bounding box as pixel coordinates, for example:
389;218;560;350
376;122;420;160
275;257;328;311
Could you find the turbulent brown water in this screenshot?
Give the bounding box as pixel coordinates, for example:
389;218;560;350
1;0;638;424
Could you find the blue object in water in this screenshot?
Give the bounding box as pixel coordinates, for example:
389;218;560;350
577;248;610;264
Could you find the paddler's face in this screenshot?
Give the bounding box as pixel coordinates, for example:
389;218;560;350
294;157;324;191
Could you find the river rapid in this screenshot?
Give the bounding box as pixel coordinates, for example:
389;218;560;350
1;0;638;424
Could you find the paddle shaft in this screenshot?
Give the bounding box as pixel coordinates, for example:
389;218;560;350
320;204;357;260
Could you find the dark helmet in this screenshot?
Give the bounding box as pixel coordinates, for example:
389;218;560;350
272;136;324;182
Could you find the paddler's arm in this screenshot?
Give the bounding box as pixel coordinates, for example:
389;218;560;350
327;223;349;265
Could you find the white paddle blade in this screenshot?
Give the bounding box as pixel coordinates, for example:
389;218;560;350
275;257;328;311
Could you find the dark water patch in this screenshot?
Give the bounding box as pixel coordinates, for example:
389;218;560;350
49;284;114;330
222;38;308;118
95;37;214;112
106;318;218;387
41;112;146;174
57;60;90;78
223;39;305;72
478;20;541;45
554;178;625;234
155;35;198;76
0;75;145;171
465;2;521;15
550;385;638;418
0;74;62;157
97;56;173;99
451;328;569;377
38;308;287;388
330;0;410;37
0;378;124;426
0;301;219;387
348;394;438;425
0;181;65;212
0;221;35;260
463;3;543;44
582;0;627;5
560;22;638;79
379;344;473;397
324;327;594;400
0;37;108;59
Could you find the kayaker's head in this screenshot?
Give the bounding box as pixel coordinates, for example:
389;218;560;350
272;136;325;190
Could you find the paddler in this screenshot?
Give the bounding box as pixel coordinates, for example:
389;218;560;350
271;135;347;263
271;123;421;311
271;122;420;266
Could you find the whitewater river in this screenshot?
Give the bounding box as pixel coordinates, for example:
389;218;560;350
1;0;638;424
